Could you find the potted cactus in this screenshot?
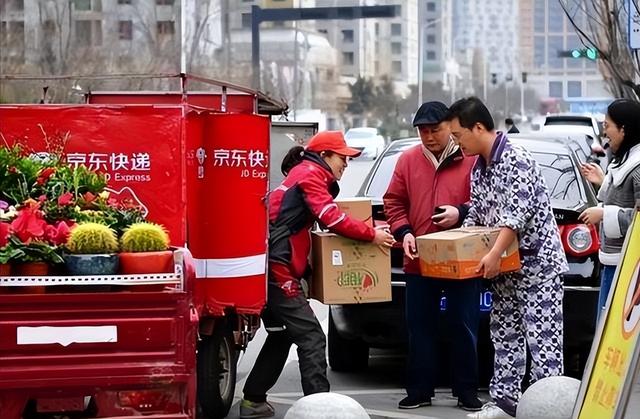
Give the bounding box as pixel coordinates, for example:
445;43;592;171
64;222;119;275
118;222;173;274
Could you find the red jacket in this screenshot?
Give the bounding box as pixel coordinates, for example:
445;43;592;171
383;144;475;274
269;153;375;295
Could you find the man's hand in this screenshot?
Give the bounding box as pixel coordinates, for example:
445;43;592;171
578;207;604;226
431;205;460;229
372;226;395;247
476;249;501;279
403;233;418;260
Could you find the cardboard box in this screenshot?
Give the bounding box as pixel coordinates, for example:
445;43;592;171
311;231;391;304
335;197;373;227
416;227;521;280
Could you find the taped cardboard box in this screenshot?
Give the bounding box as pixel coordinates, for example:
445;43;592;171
311;231;391;304
335;197;373;227
416;227;521;280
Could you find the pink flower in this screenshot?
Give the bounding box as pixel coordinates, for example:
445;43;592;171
45;221;72;246
58;192;74;206
0;222;10;248
10;205;47;243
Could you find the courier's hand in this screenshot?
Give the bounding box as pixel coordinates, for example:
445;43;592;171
432;205;460;229
373;227;395;247
578;207;603;226
476;250;501;279
579;162;604;186
403;233;418;260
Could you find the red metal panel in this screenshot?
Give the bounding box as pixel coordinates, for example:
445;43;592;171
0;105;187;245
189;113;270;316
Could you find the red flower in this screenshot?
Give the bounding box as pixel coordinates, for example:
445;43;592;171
45;221;72;246
0;222;11;248
83;192;96;204
36;167;56;185
10;205;47;243
58;192;74;206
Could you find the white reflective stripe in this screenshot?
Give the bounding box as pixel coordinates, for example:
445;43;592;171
194;254;266;278
17;326;117;347
318;203;337;219
326;213;346;228
265;326;286;332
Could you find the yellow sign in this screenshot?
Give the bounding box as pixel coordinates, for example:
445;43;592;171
574;209;640;418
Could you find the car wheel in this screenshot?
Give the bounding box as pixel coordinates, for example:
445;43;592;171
328;311;369;372
197;324;237;419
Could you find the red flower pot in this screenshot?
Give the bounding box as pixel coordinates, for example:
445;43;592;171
0;263;10;276
119;251;174;275
12;262;49;294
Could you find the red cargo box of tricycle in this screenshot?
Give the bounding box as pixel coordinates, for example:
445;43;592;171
0;103;270;317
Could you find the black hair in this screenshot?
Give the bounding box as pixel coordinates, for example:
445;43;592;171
281;145;305;176
505;118;514;125
445;96;495;131
607;99;640;168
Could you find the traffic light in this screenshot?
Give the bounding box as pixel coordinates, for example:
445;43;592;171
491;73;498;85
521;72;528;83
570;48;598;60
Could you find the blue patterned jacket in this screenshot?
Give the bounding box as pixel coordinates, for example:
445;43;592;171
463;132;569;279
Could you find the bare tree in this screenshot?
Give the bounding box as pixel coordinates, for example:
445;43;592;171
560;0;640;99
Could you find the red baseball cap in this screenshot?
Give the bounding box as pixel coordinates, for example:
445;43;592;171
305;131;362;157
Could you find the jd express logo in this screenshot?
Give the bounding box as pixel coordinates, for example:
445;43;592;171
336;268;378;290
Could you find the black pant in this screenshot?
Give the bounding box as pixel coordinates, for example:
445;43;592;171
405;275;480;398
243;281;329;401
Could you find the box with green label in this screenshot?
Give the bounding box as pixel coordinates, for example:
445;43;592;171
311;231;391;304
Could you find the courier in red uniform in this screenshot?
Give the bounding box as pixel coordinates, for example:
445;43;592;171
240;131;394;419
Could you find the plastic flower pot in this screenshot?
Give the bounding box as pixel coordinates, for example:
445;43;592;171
0;263;10;276
118;250;174;275
64;253;119;276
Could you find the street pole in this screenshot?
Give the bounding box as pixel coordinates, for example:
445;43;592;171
483;58;487;102
418;25;424;106
520;81;525;120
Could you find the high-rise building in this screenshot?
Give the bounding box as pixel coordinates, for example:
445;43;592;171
419;0;453;84
315;0;418;88
519;0;609;111
452;0;519;81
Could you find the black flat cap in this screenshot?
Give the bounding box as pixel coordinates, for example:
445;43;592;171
412;101;449;126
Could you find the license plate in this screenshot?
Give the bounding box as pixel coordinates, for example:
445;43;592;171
439;290;493;312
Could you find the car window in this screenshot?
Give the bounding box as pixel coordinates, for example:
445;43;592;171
346;130;377;139
363;142;416;199
531;151;584;208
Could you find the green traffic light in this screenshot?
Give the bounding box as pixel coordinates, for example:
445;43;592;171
586;48;597;60
571;49;581;58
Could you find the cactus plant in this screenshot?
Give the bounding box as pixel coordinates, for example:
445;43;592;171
66;222;119;254
120;222;170;253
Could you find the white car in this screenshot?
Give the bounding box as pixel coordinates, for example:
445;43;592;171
344;127;386;160
541;114;606;155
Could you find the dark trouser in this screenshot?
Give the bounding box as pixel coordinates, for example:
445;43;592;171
597;264;616;322
243;281;329;401
405;274;480;398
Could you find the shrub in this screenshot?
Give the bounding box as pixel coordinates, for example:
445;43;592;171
120;222;169;253
66;222;119;254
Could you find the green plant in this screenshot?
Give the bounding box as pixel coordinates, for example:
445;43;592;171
6;236;64;264
120;222;170;253
66;222;119;254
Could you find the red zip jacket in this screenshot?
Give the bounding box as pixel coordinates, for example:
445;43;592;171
269;153;375;296
384;144;475;274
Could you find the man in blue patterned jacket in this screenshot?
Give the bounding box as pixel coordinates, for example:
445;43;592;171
444;97;568;419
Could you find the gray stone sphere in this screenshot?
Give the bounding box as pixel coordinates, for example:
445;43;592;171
284;392;369;419
517;376;581;419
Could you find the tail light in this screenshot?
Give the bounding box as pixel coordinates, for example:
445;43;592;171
560;223;600;257
117;389;171;413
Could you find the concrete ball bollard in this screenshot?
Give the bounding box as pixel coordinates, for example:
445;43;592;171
284;392;370;419
517;376;581;419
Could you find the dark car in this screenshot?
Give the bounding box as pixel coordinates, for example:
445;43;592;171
328;136;601;382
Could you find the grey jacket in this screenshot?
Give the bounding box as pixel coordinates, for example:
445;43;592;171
597;144;640;265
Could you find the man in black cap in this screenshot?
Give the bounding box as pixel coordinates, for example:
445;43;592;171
384;101;483;412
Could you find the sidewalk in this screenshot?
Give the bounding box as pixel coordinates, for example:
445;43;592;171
227;388;490;419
